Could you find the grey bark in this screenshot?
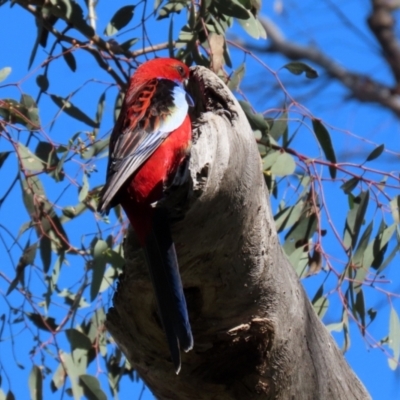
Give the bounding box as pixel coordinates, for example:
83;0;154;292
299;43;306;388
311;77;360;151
106;66;370;400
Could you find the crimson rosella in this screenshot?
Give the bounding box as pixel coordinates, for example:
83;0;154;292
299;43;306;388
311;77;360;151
98;58;194;373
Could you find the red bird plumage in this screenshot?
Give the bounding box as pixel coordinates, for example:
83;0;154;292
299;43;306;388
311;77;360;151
98;58;193;373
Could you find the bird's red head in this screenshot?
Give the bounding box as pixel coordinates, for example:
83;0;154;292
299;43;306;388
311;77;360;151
132;58;190;84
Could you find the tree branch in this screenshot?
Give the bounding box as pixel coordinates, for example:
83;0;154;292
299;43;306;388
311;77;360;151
254;17;400;117
368;0;400;92
106;67;370;399
16;1;127;87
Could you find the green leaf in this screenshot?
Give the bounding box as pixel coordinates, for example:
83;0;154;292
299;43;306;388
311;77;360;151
390;195;400;223
49;1;94;37
341;177;359;194
6;391;15;400
27;313;58;332
119;38;139;52
313;295;329;319
269;112;288;141
62;47;77;72
79;174;89;202
29;365;43;400
36;75;49;92
35;141;61;177
238;101;269;132
79;375;107;400
355;290;366;335
104;5;135;36
20;94;40;129
60;351;83;399
353;221;374;292
389;306;400;370
343;191;369;251
60;202;88;222
283;62;318;79
215;0;249;19
365;143;384;162
227;63;245;91
50;95;99;128
262;150;280;170
270;152;296;177
0;67;11;83
283;213;317;256
51;363;66;393
40;236;52;273
90;240;109;301
21;175;45;217
312;118;337;179
289;246;309;278
158;1;186;19
66;329;92;351
375;241;400;274
274;200;304;233
0;151;10;169
105;248;125;270
99;266;117;292
0;98;39;130
114;92;124;123
7;241;37;295
368;308;377;324
20;175;69;252
81;137;110;160
237;11;266;39
87;308;106;342
342;311;351;353
327;322;344;333
353;220;373;266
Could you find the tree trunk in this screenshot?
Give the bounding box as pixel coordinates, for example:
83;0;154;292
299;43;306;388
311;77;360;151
106;66;370;400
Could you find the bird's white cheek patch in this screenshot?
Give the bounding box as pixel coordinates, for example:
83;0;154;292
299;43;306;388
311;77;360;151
159;85;190;133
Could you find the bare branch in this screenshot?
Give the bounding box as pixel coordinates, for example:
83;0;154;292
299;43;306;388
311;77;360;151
368;0;400;91
86;0;97;31
255;17;400;117
131;42;176;58
17;1;127;87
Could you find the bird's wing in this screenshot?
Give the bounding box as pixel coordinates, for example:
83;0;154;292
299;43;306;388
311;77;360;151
98;78;191;212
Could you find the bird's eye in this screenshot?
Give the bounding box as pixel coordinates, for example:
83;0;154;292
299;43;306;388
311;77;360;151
176;65;185;76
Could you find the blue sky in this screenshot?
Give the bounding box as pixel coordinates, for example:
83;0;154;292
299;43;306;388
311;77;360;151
0;1;399;399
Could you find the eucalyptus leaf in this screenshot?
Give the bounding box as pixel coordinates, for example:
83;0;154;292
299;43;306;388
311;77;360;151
269;112;288;141
284;62;318;79
79;374;107;400
239;101;269;132
36;74;49;92
90;240;109;301
62;47;77;72
228;63;245;91
215;0;249;19
365;144;384;162
312;118;337;179
389;307;400;370
313;295;329;319
270;152;296;177
0;151;10;169
237;11;265;39
50;95;99;128
0;67;11;83
104;5;135;36
17;143;44;171
29;365;43;400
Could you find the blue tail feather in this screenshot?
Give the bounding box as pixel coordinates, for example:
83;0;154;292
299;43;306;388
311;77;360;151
144;208;193;373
